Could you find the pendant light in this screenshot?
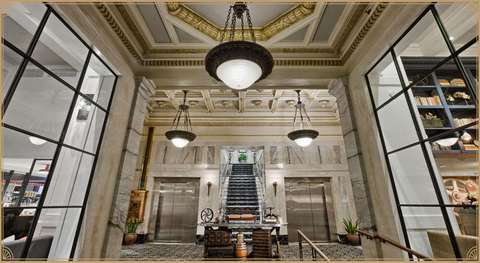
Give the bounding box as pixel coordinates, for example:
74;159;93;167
287;90;319;147
165;90;196;148
205;3;274;90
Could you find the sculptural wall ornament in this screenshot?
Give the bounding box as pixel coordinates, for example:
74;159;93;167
205;3;274;90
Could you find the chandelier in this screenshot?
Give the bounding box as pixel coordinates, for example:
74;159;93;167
205;3;274;90
165;90;196;148
287;90;319;147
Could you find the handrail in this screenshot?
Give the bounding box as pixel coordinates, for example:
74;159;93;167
357;229;435;261
297;230;330;261
219;152;231;204
255;161;265;204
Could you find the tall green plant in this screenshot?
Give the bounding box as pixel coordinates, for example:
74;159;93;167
127;215;140;234
343;219;358;234
238;154;247;161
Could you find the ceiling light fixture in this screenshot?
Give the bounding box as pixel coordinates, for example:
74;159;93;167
205;3;274;90
165;90;196;148
435;132;459;147
287;90;319;147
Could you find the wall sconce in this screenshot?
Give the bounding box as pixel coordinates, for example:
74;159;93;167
207;182;212;197
273;181;278;197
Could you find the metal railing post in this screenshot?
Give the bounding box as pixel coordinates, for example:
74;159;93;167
298;232;303;260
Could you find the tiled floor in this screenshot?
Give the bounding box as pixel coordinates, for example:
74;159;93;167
120;243;364;261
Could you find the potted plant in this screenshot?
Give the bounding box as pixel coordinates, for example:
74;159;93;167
238;154;247;164
227;168;232;175
252;167;258;176
124;215;140;246
343;218;360;246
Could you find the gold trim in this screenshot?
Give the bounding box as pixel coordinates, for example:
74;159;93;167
139;127;154;190
95;3;143;63
166;3;316;42
341;3;388;62
332;4;368;55
115;4;150;53
144;121;340;127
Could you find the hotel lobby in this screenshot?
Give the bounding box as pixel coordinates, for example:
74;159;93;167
1;1;478;261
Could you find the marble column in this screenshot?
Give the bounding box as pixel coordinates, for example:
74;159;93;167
329;77;380;256
101;77;155;258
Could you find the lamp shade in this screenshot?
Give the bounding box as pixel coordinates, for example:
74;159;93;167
165;130;196;148
217;59;262;90
29;136;47;145
287;130;319;147
436;133;459;147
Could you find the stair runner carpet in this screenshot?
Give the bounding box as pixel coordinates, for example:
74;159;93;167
225;164;260;244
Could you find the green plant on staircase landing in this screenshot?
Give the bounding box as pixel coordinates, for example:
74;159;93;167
252;167;258;175
238;154;247;162
127;215;140;234
343;219;357;234
343;218;360;246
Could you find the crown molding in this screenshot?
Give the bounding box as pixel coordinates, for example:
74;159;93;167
144;121;341;127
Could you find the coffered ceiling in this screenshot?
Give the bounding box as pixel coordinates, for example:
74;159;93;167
96;2;387;66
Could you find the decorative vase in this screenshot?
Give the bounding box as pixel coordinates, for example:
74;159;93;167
239;159;246;164
234;244;247;259
124;233;137;246
347;234;360;246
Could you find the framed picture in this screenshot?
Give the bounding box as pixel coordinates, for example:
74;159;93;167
76;94;94;120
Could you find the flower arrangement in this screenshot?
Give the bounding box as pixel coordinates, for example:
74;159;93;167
466;193;477;202
127;215;140;234
238;154;247;162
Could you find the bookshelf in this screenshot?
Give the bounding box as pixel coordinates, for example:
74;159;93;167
401;57;478;154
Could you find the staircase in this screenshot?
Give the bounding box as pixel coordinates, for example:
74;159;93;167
225;164;261;244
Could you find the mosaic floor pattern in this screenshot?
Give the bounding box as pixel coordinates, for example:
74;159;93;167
120;243;364;261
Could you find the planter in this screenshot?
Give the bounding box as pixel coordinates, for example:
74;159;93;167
337;234;348;244
234;243;247;259
239;160;246;164
124;233;137;246
347;234;360;246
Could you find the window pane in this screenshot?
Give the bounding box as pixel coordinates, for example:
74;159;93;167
63;96;106;154
42;148;94;206
394;10;451;59
436;4;478;49
402;206;457;259
3;4;47;52
377;93;422;152
367;52;403;107
80;55;115;109
389;144;440;204
27;208;81;259
2;207;36;256
3;45;24;100
32;13;89;88
3;62;75;142
2;128;56;208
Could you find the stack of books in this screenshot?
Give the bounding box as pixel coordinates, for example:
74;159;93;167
414;95;442;106
453;118;478;127
450;78;465;86
438;79;450;86
431;144;452;151
463;144;478;150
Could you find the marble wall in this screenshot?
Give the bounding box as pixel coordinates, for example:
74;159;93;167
135;138;356;240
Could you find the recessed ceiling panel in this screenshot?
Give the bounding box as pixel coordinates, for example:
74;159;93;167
173;26;203;43
185;4;296;27
137;4;171;43
280;25;309;42
312;4;345;42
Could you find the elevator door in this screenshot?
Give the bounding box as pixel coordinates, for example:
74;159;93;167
286;181;330;243
154;181;199;243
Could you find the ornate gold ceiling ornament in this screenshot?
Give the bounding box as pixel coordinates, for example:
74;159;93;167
157;101;167;107
252;100;263;107
166;3;315;42
319;100;329;108
189;100;199;107
332;4;368;55
286;100;296;107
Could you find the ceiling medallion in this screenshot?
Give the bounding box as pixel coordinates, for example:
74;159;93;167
165;90;196;148
287;90;319;147
205;3;274;90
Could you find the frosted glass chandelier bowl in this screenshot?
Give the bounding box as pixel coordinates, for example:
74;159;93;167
205;41;274;90
165;130;196;148
217;59;262;90
287;130;319;147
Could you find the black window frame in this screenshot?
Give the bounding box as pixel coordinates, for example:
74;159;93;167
2;4;118;259
364;4;478;260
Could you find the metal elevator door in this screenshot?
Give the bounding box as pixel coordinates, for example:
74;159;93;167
285;180;330;243
154;181;199;243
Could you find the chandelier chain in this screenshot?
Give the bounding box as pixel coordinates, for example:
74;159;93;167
246;8;255;42
220;6;232;43
241;14;245;41
229;11;237;42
